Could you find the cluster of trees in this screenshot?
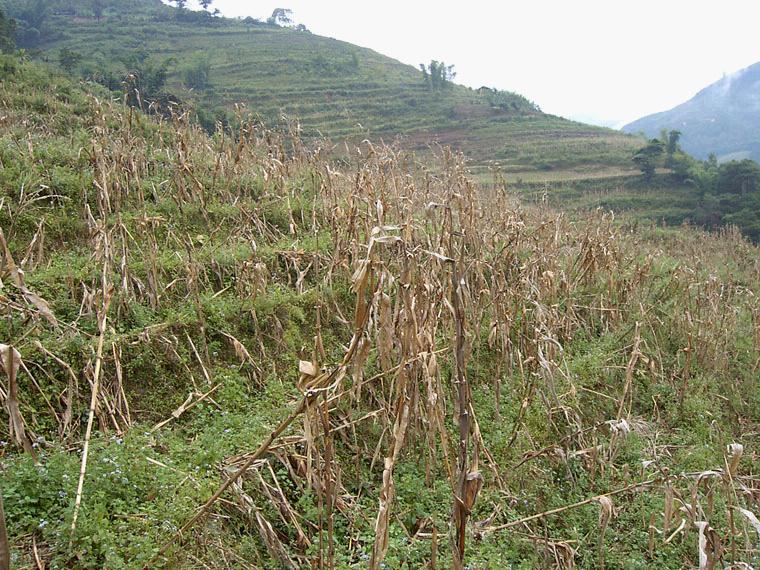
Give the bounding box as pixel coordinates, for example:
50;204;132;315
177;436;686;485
169;0;221;19
634;130;760;239
2;0;48;47
633;129;695;181
477;87;540;113
119;51;173;108
634;129;760;194
236;8;309;30
71;48;177;111
165;4;309;30
0;8;15;53
632;138;665;181
690;158;760;239
633;130;685;181
265;8;308;31
58;47;82;72
179;52;211;90
267;8;291;26
91;0;105;21
419;60;456;90
169;0;221;20
2;0;110;46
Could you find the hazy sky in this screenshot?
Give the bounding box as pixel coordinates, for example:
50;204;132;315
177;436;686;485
185;0;760;128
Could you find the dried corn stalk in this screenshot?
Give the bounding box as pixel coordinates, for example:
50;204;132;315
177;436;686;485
0;228;57;326
0;485;8;570
0;344;35;457
255;510;298;570
696;521;722;570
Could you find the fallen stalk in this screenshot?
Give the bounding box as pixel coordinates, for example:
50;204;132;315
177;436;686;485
482;478;659;534
145;385;322;568
150;384;222;433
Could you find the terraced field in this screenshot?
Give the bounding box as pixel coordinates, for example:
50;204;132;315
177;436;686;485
11;0;643;171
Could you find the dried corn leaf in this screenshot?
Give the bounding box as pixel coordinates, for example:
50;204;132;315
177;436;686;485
597;496;615;530
0;344;35;457
222;332;253;365
369;456;396;570
351;260;370;291
664;518;686;544
726;443;744;477
372;235;402;245
0;228;57;326
608;418;631;436
737;508;760;536
370;399;410;570
424;250;455;264
254;510;297;570
695;521;722;570
463;471;484;511
298;360;318;378
21;289;57;326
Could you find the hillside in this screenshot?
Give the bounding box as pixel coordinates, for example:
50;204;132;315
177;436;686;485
623;61;760;162
0;0;642;172
1;54;759;569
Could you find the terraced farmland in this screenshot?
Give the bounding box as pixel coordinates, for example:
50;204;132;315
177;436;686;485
12;0;643;171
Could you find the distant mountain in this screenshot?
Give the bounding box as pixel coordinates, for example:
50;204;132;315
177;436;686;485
623;62;760;162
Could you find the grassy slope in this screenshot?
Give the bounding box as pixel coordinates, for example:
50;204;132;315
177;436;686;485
0;57;758;569
7;0;641;171
512;173;700;227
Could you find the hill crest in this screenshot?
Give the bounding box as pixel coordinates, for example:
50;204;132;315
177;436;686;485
2;0;641;172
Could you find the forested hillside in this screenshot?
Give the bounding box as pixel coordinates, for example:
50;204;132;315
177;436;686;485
624;61;760;163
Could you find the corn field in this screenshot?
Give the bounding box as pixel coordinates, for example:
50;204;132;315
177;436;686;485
0;67;759;568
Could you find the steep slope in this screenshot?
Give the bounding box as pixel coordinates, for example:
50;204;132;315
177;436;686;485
2;0;641;171
1;55;759;569
623;61;760;162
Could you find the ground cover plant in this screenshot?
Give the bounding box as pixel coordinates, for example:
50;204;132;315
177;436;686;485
0;56;758;569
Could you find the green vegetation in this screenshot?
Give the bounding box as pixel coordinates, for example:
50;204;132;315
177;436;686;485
632;138;664;181
0;0;641;172
419;59;456;90
179;52;211;90
516;130;760;242
0;54;758;569
267;7;293;27
57;47;82;72
0;6;13;52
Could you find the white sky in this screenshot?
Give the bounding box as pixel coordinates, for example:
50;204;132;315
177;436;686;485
186;0;760;128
